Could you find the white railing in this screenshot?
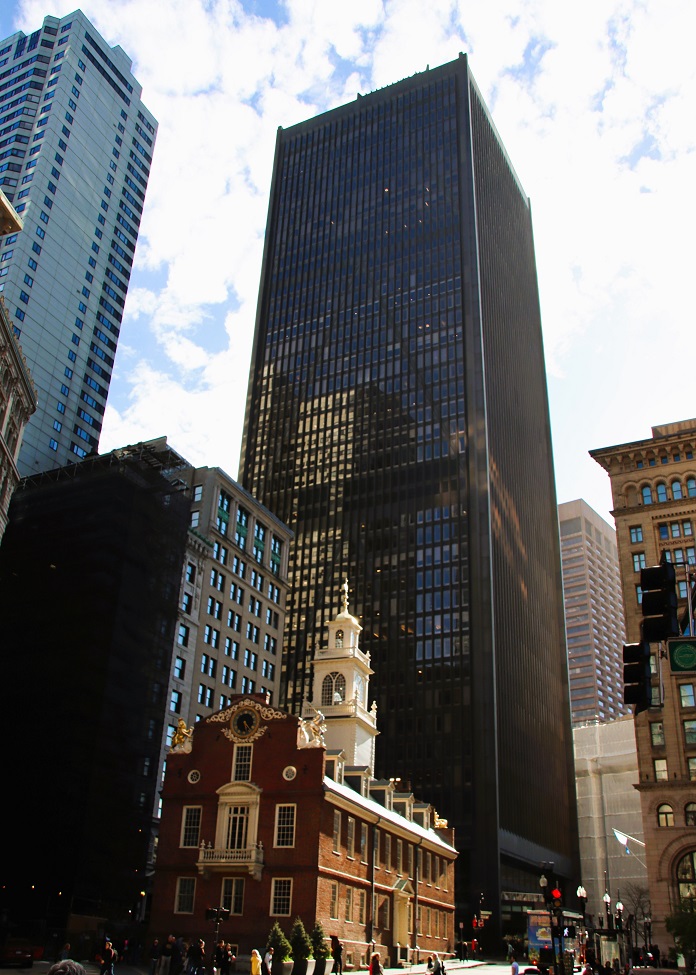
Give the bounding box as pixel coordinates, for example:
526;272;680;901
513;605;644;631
197;842;264;868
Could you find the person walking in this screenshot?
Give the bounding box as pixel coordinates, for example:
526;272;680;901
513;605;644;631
368;954;383;975
251;950;262;975
263;948;274;975
187;940;205;975
331;939;342;975
149;941;161;975
100;942;117;975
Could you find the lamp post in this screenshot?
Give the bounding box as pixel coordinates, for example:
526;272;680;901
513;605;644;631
577;887;587;962
615;896;624;967
603;891;612;931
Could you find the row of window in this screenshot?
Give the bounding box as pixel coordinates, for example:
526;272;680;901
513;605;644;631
636;451;694;469
653;757;696;781
332;809;448;887
651;718;696;747
638;479;696;505
174;874;290;916
656;802;696;827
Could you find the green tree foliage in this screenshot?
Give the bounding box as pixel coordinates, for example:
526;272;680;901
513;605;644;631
289;917;313;961
310;921;330;960
266;921;293;962
665;906;696;958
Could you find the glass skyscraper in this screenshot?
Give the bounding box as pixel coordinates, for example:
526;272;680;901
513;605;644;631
240;54;578;934
0;10;156;475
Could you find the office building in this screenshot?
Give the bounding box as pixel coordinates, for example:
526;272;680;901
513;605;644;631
559;500;628;725
591;420;696;949
148;439;292;830
0;189;36;539
240;54;579;936
0;10;157;475
150;589;457;964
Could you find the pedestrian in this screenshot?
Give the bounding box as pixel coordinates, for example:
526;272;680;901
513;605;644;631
369;953;383;975
187;939;205;975
59;945;71;961
433;953;443;975
100;942;117;975
331;938;343;975
251;950;262;975
222;945;235;975
149;940;161;975
49;963;86;975
427;957;433;972
462;943;469;962
213;941;227;975
263;948;274;975
511;955;519;975
158;937;175;975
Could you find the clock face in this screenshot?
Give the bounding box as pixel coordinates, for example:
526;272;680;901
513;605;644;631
232;708;259;738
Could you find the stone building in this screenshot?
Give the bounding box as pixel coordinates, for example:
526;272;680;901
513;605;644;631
591;420;696;950
150;586;457;965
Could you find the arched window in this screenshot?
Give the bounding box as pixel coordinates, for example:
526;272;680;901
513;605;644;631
676;851;696;905
657;803;674;827
688;478;696;498
335;629;344;649
656;483;668;502
673;480;684;500
321;672;346;707
686;803;696;826
642;486;653;505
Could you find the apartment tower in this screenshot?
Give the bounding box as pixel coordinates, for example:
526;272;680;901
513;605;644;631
559;499;628;725
0;10;156;475
240;54;579;934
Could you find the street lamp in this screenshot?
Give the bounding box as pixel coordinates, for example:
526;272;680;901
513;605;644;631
205;906;230;942
603;891;612;930
577;886;587;920
615;897;624;932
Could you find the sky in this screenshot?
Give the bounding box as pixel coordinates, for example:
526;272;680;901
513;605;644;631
2;0;696;527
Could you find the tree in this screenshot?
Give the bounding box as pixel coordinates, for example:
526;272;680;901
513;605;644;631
266;921;293;963
289;917;313;961
623;882;651;920
666;906;696;960
310;922;330;961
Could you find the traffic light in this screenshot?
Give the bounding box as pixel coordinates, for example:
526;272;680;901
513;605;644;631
641;563;679;641
623;640;652;714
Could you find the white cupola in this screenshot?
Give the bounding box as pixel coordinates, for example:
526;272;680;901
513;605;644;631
306;579;378;774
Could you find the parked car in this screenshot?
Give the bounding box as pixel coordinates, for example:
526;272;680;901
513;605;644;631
0;940;34;968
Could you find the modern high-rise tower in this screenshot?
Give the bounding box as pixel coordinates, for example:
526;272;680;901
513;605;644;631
0;10;156;475
240;54;579;935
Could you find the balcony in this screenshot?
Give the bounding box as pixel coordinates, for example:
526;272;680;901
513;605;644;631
196;841;264;880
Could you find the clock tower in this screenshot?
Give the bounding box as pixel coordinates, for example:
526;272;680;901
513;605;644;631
306;580;378;773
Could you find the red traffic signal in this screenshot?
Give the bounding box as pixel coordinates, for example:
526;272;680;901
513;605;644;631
552;887;561;900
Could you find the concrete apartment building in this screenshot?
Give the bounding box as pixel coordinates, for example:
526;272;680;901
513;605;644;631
559;500;628;725
591;420;696;949
0;10;156;475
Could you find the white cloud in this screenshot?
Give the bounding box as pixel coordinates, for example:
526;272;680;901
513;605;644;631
11;0;696;520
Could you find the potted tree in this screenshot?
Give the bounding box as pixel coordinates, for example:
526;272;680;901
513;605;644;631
289;918;314;975
309;922;329;975
266;921;293;975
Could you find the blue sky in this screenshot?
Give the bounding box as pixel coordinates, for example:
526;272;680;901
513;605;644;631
3;0;696;526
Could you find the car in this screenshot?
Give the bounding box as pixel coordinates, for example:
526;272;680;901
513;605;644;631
0;940;34;968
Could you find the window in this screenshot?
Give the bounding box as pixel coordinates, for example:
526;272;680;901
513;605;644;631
681;684;696;708
222;877;245;915
358;889;366;924
233;744;252;781
396;839;403;875
384;834;392;871
181;592;192;614
642;486;653;505
673;480;684;500
630;526;643;543
657;803;674;827
186;562;196;583
360;823;368;862
170;690;182;714
654;758;668;781
346;817;355;858
181;806;202;847
175;877;196;913
190;510;200;528
271;878;292;916
689;478;696;498
174;656;185;679
685;721;696;744
650;722;665;746
193;484;203;501
687;804;696;826
633;552;646;572
685;521;694;537
333;811;341;853
345;886;353;922
274;805;296;847
322;672;346;706
330;882;339;919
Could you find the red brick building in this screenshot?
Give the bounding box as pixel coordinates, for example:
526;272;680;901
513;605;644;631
150;586;457;966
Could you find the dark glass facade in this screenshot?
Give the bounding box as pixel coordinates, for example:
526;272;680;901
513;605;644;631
240;54;578;935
